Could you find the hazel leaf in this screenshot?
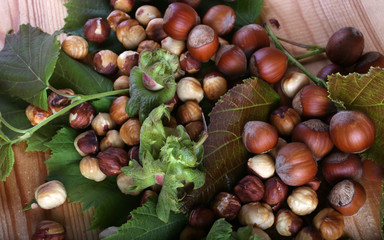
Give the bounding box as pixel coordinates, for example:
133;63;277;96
0;142;15;181
180;78;279;211
328;67;384;166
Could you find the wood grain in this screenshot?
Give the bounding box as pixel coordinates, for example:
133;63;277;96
0;0;383;239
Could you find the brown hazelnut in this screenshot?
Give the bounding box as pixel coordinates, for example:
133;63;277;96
128;145;140;161
116;173;142;195
247;154;275;179
140;189;158;205
93;50;118;75
355;51;384;74
110;96;130;125
316;63;348;81
48;88;75;113
296;226;322;240
91;113;116;136
234;175;264;203
114;75;130;91
287;186;318;216
179;226;206;240
185;121;204;142
32;220;65;240
110;0;135;12
275;209;303;236
328;179;366;216
74;130;99;157
292;85;333;118
179;51;201;74
135;5;161;26
313;208;344;240
69;102;95;129
280;72;310;98
211;192;241;221
146;18;168;42
203;5;235;36
169;0;201;9
242;121;278;154
263;176;288;208
116;19;146;49
161;36;186;56
98;147;129;176
203;72;227;101
120;118;141;145
322;152;363;185
25;105;52;126
268;137;287;159
84;17;110;44
100;130;125;151
79;156;107;182
176;77;204;103
107;10;130;31
363;159;384;182
137;40;161;53
163;115;178;128
215;44;247;77
61;35;88;59
232;24;270;58
188;205;215;229
176;101;203;125
269;106;301;137
238;202;274;230
187;24;219;62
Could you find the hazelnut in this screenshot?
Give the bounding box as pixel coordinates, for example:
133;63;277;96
275;209;303;236
69;102;95;129
116;19;146;49
79;156;107;182
146;18;168;42
128;145;140;161
84;17;111;44
48;88;75;113
120;118;141;145
114;75;130;91
100;130;125;151
287;186;318;216
187;24;219;62
238;202;274;230
188;205;215;229
268;137;287;159
203;72;227;101
179;226;206;240
163;115;178;129
328;179;366;216
306;177;322;191
185;121;204;142
98;147;129;176
32;220;65;240
169;0;201;9
234;175;264;203
107;10;130;31
363;159;384;182
242;121;278;154
74;130;99;157
269;106;301;137
313;208;344;240
252;227;271;240
110;0;135;12
232;24;270;58
296;226;322;240
176;101;203;125
322;152;363;185
355;51;384;74
35;180;67;209
110;96;130;125
263;176;288;209
91;113;116;136
25;105;52;126
280;72;310;98
211;192;241;221
292;85;333;118
61;35;88;59
93;50;118;75
135;5;161;26
179;51;201;74
137;40;160;53
176;77;204;103
116;173;142;195
140;189;157;205
247;154;275;179
161;36;186;56
317;63;348;81
203;5;235;36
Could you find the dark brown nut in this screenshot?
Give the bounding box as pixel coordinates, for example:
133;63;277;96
97;147;129;176
316;63;348;81
322;152;363;185
74;130;99;157
211;192;241;221
61;35;88;60
163;116;178;129
176;101;203;125
247;154;275;179
91;113;116;136
79;156;107;182
185;121;204;142
32;220;65;240
238;202;274;230
232;24;270;58
137;40;161;53
234;175;264;203
84;17;111;44
215;44;246;77
313;208;344;240
100;130;125;151
69;102;95;129
93;50;118;75
116;19;146;50
48;89;75;113
275;209;303;236
25;105;52;126
188;205;215;228
203;72;227;101
110;0;135;12
263;176;288;208
128;145;140;161
110;96;130;125
107;10;130;31
179;226;206;240
296;226;322;240
269;106;301;137
114;75;130;91
287;186;318;216
120;118;141;145
146;18;168;42
161;36;186;56
117;51;139;76
135;5;161;26
355;51;384;74
140;189;157;206
179;51;201;74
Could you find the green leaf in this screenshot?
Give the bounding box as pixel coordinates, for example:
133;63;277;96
180;78;279;211
104;198;187;240
206;219;233;240
0;24;60;110
91;97;116;113
51;51;113;94
0;142;15;181
328;67;384;166
45;127;140;229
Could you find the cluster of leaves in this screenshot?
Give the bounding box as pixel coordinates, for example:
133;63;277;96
206;219;261;240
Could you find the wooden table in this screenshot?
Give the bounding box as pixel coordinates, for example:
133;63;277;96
0;0;383;239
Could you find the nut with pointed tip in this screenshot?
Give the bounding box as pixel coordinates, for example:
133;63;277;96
296;226;322;240
110;0;135;12
35;180;67;210
203;5;235;36
269;106;301;137
247;154;275;179
280;72;310;98
61;35;88;60
211;192;241;221
313;208;344;240
161;36;186;56
116;19;146;49
120;118;141;145
114;75;130;91
107;10;130;31
135;5;161;26
48;89;75;114
32;220;65;240
74;130;99;157
93;50;118;75
322;152;363;185
116;173;142;195
146;18;168;42
98;147;129;176
187;24;219;62
69;102;95;129
238;202;274;230
215;44;247;76
79;156;107;182
177;77;204;103
84;17;110;44
203;72;227;101
242;121;278;154
275;209;303;236
92;113;116;136
185;121;204;142
287;186;318;216
292;85;333;118
25;105;52;126
100;130;125;151
110;96;130;125
176;101;203;125
232;24;270;58
137;40;160;53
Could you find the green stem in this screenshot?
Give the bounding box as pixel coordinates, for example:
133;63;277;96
265;24;328;89
7;89;129;144
295;48;326;61
48;85;77;98
277;36;326;51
